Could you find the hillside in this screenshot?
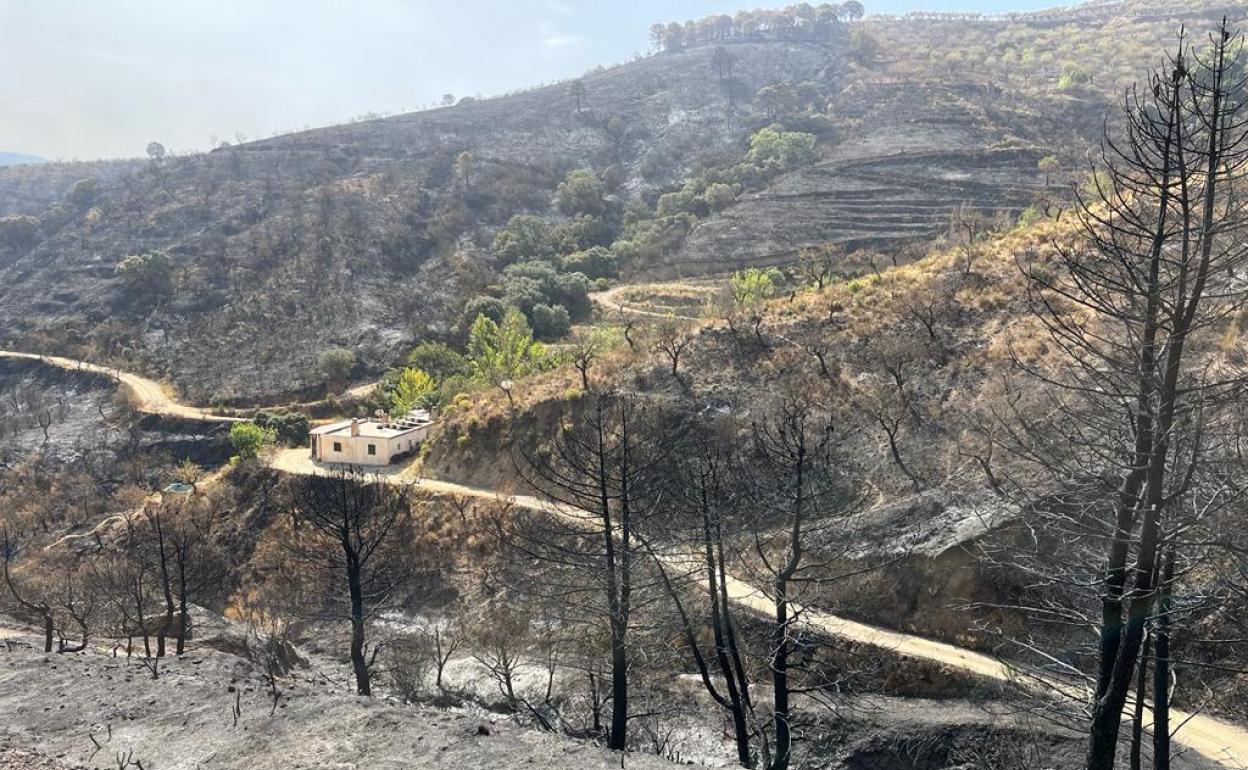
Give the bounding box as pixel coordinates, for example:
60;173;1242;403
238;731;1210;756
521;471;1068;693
423;205;1248;719
0;620;691;770
2;0;1242;402
0;152;46;168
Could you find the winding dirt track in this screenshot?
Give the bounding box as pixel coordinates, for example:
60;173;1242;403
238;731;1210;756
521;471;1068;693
6;349;1245;768
0;351;243;422
270;448;1248;769
590;284;706;322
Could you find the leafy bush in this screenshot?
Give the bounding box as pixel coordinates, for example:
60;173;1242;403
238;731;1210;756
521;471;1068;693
115;250;174;302
702;182;738;212
492;214;558;266
503;260;591;320
318;348;356;391
460;296;508;331
229;422;276;460
406;340;469;382
743;127;817;176
1057;65;1091;90
561;245;619;280
530;303;572;340
555;169;607;217
0;215;40;252
253;410;311;446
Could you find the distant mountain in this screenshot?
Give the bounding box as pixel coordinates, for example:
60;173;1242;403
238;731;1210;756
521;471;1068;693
0;152;46;167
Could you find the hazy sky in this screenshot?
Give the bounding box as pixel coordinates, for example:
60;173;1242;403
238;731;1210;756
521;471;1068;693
1;0;1055;160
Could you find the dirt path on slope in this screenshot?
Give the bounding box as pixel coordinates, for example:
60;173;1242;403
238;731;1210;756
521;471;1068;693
591;283;707;322
268;450;1248;768
10;343;1240;769
0;351;243;423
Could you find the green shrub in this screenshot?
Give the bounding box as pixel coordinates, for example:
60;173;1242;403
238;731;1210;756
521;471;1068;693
229;422;276;460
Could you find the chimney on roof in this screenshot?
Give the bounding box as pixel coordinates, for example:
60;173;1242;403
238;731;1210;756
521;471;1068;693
350;419;360;437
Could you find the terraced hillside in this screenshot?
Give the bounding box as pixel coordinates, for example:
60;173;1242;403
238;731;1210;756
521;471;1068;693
1;0;1246;401
0;41;835;402
668;80;1099;273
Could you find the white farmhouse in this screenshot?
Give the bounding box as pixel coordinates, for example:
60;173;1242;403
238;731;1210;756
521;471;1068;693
309;409;436;466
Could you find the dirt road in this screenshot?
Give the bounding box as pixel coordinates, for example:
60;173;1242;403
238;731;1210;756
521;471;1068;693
11;345;1243;769
268;450;1248;768
0;351;243;422
590;283;707;322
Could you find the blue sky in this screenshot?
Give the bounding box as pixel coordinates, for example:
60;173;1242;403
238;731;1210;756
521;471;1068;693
0;0;1057;160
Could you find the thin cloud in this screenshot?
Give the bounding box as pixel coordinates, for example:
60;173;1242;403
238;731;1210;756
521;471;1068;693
539;19;583;49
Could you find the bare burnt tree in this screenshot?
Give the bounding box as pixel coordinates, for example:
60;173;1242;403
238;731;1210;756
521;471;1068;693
741;397;865;770
649;424;757;767
285;467;414;696
2;524;55;651
506;392;680;751
653;315;695;379
141;491;228;655
996;23;1248;770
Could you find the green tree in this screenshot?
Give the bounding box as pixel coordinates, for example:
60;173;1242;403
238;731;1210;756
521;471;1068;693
744;127;817;175
840;0;865;22
530;303;571;340
406;341;469;383
561;245;619;280
847;26;881;65
1038;154;1061;186
492;214;557;266
0;215;40;252
467;307;545;386
731;267;782;308
229;422;276;460
702;182;738;212
1057;64;1091;90
460;296;508;331
390;368;437;414
318;348;356;392
555;169;607;217
67;177;98;209
115;250;174;303
754;83;799;119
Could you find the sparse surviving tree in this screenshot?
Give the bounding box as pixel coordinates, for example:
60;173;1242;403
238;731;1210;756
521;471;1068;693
318;347;356;393
1038;154;1061;187
730;267;782;346
795;244;841;290
1005;25;1248;770
653;314;695;378
569;327;608;391
285;468;414;696
506;393;681;751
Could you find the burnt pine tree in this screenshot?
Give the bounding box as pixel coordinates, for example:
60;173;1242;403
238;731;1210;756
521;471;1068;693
510;392;679;751
1014;23;1248;770
644;424;755;766
287;468;413;696
746;397;863;770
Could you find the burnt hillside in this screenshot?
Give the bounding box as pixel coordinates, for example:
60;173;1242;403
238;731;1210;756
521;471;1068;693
0;0;1243;401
